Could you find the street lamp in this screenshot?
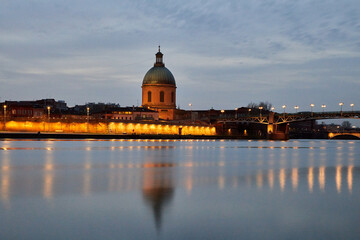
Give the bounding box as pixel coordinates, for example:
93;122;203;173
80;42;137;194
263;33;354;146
339;102;344;115
47;106;51;132
259;106;263;118
321;104;326;113
282;105;286;117
294;105;299;113
350;103;354;112
235;108;238;119
3;105;7;131
271;107;275;111
87;107;90;132
310;104;315;116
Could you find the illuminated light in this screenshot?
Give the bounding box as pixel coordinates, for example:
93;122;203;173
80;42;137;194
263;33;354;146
348;165;353;194
268;169;274;189
308;167;314;193
279;168;286;191
43;171;54;199
85;163;91;169
319;166;325;192
256;171;263;188
336;166;342;193
291;168;298;191
218;176;225;190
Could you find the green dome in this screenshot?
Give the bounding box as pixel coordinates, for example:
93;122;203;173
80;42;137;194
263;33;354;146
142;66;176;86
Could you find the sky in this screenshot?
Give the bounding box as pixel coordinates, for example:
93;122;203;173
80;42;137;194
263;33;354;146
1;0;360;113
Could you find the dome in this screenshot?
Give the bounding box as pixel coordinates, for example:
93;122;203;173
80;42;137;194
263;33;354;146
142;66;176;86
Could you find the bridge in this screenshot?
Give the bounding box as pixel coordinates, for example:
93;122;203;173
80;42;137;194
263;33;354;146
218;111;360;140
230;111;360;125
329;132;360;139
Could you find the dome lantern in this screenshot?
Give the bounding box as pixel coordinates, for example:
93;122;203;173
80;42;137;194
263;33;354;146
155;46;164;67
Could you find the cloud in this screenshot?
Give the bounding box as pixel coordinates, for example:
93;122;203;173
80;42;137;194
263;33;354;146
0;0;359;110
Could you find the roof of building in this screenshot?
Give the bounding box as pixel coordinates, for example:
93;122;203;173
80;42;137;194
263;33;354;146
142;47;176;86
142;66;176;85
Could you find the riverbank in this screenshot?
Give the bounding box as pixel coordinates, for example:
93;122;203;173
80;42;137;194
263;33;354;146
0;131;265;140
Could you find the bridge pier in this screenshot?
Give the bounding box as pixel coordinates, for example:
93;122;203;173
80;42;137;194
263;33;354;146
267;112;289;140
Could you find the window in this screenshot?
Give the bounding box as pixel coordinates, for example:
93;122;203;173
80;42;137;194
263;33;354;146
148;91;152;102
160;91;164;102
171;92;174;103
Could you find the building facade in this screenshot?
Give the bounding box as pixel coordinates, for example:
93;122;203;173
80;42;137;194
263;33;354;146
142;47;177;120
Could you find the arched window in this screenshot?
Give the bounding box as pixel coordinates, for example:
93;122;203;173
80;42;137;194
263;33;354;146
171;92;174;103
148;91;152;102
160;91;164;102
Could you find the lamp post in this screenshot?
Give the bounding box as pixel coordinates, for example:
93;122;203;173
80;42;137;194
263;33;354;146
294;105;299;113
248;108;252;116
87;107;90;132
350;103;354;112
310;104;315;116
271;107;275;112
3;105;6;131
259;106;263;118
339;102;344;116
282;105;286;117
47;106;51;132
235;108;238;119
321;104;326;113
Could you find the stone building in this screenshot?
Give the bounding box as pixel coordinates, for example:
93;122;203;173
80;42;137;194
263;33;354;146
142;47;177;120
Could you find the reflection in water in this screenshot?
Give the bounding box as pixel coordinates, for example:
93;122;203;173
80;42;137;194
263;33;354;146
291;168;298;191
308;167;314;193
1;153;11;209
279;168;286;191
256;170;263;189
268;169;274;189
348;166;353;194
336;166;342;193
142;161;175;232
319;166;325;192
43;148;54;199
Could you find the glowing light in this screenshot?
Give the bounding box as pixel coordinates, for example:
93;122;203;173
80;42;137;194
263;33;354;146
336;166;342;193
319;166;325;192
291;168;298;191
268;169;274;189
308;167;314;193
279;169;286;191
348;165;353;194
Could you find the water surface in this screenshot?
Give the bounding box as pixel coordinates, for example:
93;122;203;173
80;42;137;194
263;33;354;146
0;139;359;239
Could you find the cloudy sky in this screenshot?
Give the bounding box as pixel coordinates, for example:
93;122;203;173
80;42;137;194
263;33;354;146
1;0;359;113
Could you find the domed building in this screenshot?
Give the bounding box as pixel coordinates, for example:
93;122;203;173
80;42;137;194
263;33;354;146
142;47;177;120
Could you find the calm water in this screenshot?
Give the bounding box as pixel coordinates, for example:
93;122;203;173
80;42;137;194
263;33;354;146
0;139;359;239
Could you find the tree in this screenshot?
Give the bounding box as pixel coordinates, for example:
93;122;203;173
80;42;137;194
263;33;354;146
341;121;352;129
247;101;273;111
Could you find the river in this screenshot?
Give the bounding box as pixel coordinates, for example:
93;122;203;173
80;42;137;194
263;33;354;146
0;139;359;239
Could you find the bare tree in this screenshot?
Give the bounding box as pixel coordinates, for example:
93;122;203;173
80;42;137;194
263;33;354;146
247;101;272;111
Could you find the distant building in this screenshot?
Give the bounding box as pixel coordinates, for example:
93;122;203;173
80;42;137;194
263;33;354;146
142;47;177;120
94;106;159;121
1;99;67;118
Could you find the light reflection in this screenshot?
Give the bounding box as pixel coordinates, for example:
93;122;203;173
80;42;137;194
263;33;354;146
256;170;263;189
279;168;286;191
291;168;298;191
336;166;342;194
1;153;11;209
319;166;325;192
268;169;274;189
308;167;314;193
347;165;353;194
43;149;54;199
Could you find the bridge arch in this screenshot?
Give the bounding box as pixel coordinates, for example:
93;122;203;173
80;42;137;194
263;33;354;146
329;132;360;139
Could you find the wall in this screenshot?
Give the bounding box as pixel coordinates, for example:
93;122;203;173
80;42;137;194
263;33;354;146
0;120;216;136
